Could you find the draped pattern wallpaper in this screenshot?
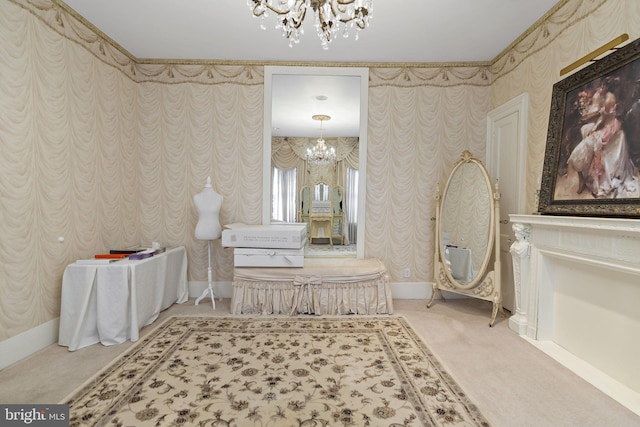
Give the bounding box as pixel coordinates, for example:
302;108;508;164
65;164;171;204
488;0;638;213
271;136;360;189
366;80;490;289
1;0;635;343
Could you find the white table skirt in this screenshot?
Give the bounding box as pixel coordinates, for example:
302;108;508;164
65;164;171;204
58;247;188;351
230;257;393;315
445;247;474;282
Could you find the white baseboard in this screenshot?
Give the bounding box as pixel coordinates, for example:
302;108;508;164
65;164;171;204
390;282;468;301
390;281;432;299
189;280;233;299
0;318;59;370
523;337;640;417
0;280;440;370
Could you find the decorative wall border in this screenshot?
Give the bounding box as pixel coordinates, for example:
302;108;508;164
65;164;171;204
490;0;608;82
13;0;606;87
14;0;138;81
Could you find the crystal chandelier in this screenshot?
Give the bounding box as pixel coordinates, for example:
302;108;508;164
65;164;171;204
307;115;336;164
247;0;373;49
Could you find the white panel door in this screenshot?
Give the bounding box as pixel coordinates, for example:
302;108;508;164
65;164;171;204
486;93;528;312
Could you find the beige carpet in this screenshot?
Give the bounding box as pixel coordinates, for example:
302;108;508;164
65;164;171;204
2;299;639;426
63;316;489;426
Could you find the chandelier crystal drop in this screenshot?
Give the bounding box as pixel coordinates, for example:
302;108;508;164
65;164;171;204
247;0;373;49
307;115;336;164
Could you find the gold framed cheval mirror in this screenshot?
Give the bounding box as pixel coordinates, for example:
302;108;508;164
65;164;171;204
427;151;504;326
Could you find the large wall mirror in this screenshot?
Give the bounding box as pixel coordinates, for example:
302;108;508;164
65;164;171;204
262;66;368;259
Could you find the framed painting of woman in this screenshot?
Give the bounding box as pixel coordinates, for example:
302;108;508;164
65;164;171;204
539;36;640;217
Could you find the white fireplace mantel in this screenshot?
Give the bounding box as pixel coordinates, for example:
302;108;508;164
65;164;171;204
509;214;640;416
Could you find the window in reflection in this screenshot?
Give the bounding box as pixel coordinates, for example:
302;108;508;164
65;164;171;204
271;137;359;246
345;167;359;244
271;166;297;222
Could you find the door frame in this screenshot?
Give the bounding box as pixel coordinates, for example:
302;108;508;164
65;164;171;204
486;92;529;313
486;92;529;214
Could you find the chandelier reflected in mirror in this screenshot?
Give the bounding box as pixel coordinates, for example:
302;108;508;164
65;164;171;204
247;0;373;49
307;115;336;165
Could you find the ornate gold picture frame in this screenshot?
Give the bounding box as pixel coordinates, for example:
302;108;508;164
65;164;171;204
539;37;640;217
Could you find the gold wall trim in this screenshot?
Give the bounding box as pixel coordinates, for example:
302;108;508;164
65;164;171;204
138;58;492;69
134;63;265;85
15;0;596;88
491;0;569;66
51;0;136;62
369;66;491;88
11;0;494;87
13;0;138;81
490;0;609;82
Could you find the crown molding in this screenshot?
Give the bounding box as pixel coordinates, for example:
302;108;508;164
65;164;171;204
13;0;602;87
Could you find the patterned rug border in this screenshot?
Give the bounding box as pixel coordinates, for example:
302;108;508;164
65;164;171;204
62;315;491;426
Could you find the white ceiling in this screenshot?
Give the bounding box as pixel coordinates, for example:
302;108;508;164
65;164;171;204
271;73;362;137
60;0;559;137
62;0;559;64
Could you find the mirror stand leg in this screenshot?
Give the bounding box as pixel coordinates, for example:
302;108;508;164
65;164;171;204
489;301;503;327
426;285;443;308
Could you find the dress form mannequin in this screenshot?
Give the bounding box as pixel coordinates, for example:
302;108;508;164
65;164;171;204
194;176;223;309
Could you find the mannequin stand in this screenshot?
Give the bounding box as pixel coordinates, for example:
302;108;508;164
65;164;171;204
195;240;217;310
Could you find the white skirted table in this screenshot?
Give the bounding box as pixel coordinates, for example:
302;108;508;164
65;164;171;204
230;257;393;315
58;247;189;351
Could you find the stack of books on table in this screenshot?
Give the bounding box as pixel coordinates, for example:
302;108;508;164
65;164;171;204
221;223;307;268
75;245;167;264
123;243;168;259
108;248;145;255
75;253;128;265
128;248;157;260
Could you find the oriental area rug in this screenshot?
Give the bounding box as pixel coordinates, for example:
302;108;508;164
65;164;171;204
63;316;490;426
